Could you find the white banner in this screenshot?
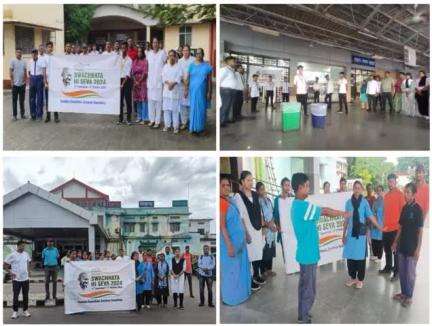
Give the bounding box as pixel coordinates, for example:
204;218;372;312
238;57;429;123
48;55;121;114
404;46;417;67
279;192;351;274
64;260;136;314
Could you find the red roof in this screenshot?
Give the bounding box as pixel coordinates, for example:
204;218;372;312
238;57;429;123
50;178;109;199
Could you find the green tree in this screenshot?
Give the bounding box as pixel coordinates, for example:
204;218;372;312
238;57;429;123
140;5;215;26
64;5;97;44
397;157;429;183
347;157;395;187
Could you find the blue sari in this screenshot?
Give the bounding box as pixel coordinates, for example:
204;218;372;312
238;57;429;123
220;197;251;306
188;61;213;133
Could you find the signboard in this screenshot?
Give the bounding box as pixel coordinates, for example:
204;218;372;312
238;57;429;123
279;192;351;274
352;55;375;68
139;201;155;208
172;200;188;207
64;260;135;314
48;55;121;115
404;46;417;67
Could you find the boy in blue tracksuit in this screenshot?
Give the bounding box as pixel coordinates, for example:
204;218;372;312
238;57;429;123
291;173;351;323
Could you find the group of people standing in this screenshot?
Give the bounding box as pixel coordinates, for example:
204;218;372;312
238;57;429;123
4;240;215;319
220;164;428;323
360;70;429;119
9;37;213;135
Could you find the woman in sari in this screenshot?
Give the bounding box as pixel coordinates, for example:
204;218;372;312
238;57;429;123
184;48;213;135
131;47;149;124
415;70;429;119
342;181;382;289
220;175;251;305
401;72;417;117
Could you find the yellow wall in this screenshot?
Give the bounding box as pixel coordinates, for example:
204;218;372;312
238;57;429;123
3;4;64;84
164;22;210;60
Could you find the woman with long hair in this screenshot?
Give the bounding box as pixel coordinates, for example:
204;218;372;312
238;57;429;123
131;47;149;124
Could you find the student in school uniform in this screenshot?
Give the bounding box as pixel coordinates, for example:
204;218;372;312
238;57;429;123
249;74;260;113
27;48;46;121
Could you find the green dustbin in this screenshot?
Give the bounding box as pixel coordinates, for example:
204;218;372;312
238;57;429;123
281;102;301;132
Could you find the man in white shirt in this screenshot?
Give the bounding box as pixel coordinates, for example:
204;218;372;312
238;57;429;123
4;241;32;319
28;48;46;121
265;75;275;110
219;56;237;127
147;38;168;128
294;65;308;115
312;77;320;103
324;74;334;111
102;42;115;56
233;65;246;120
44;41;59;123
337;72;348;114
282;76;290;102
115;249;130;262
10;48;27;120
118;42;133;125
64;43;73;55
162;49;182;133
366;76;379;112
250;74;260;113
178;45;195;130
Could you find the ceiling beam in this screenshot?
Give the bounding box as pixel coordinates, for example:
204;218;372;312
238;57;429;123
360;5;382;28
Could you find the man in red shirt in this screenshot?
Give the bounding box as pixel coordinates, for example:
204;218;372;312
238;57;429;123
380;173;405;281
415;164;429;219
126;37;138;61
182;245;194;298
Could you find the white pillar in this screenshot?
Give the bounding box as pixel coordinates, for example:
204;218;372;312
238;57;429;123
99;236;106;252
146;26;151;43
88;226;95;254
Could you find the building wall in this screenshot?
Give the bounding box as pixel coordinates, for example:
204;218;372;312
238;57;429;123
4;194;90;228
164;23;211;59
3;4;64;84
189;220;211;234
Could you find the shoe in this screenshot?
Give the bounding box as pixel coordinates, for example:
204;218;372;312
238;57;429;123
116;121;123;125
209;304;215;307
390;274;399;282
54;117;60;123
379;268;391;274
173;129;179;134
23;310;31;317
126;121;132;126
12;116;18;121
180;124;187;130
199;303;205;307
21;115;27;119
401;298;412;307
44;117;50;123
148;122;155;127
135;119;142;123
337;110;343;114
251;281;261;291
146;305;150;309
355;281;363;289
139;121;146;125
297;317;312;324
254;276;266;284
179;306;184;310
11;311;18;319
345;279;357;287
393;293;404;302
190;295;195;298
162;127;168;132
152;123;160;129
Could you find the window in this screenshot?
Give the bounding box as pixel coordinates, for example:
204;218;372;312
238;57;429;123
179;25;192;47
198;228;205;235
15;26;34;54
124;223;135;233
170;222;181;233
139;223;146;233
42;30;51;47
152;216;158;220
152;223;158;233
170;216;180;220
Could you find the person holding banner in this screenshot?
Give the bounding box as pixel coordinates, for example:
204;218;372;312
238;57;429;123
132;251;145;312
342;181;383;289
132;47;149;124
44;41;59;123
371;185;385;262
234;171;265;291
185;48;213;135
220;175;251;306
178;45;195;130
118;42;133;125
28;48;46;121
290;172;351;324
162;49;182;133
155;253;170;307
170;248;186;310
147;38;168;129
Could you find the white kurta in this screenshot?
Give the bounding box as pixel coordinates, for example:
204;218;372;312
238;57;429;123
278;196;297;275
170;259;185;293
147;49;168;102
178;56;195;106
234;193;265;262
162;63;182;111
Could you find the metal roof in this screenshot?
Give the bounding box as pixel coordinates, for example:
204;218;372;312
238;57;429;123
221;4;429;66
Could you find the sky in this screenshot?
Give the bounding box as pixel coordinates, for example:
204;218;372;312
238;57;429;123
3;157;216;230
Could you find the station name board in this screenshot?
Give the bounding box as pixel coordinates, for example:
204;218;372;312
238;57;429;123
352;55;375;68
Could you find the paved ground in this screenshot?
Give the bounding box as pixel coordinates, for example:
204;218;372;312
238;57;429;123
4;276;215;324
221;225;429;324
221;101;430;150
3;91;216;151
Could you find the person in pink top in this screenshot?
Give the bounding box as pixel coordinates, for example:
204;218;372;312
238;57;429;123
131;47;149;124
182;245;194;298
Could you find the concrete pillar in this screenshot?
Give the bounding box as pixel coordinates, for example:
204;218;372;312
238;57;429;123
304;158;320;194
88;226;95;253
146;26;151;43
99;236;106;252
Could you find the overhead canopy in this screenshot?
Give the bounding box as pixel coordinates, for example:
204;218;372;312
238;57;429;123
221;4;430;66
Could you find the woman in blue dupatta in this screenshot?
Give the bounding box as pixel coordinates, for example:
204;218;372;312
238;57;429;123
132;251;145;312
185;48;213;135
141;255;155;309
220;175;251;305
342;181;382;289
